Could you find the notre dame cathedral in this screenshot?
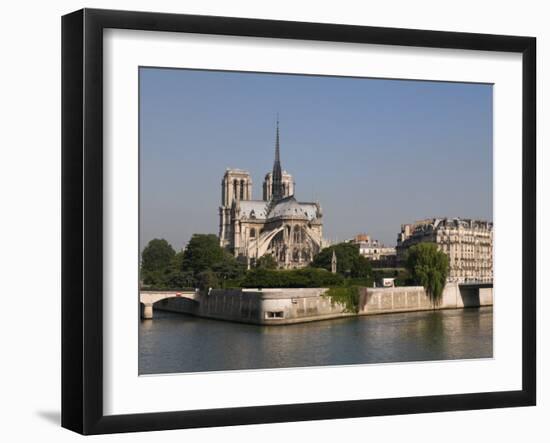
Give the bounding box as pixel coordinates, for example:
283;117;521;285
218;120;324;269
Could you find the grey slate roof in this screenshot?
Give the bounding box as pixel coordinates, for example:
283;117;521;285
238;200;269;219
268;196;318;221
236;196;320;221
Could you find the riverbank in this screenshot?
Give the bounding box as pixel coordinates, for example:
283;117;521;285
144;282;493;325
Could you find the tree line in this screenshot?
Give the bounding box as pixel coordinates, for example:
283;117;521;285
140;235;245;291
141;234;449;305
140;234;374;290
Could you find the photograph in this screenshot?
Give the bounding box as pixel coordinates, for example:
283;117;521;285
0;0;543;439
138;67;494;375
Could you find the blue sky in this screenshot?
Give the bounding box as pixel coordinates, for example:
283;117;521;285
140;67;492;250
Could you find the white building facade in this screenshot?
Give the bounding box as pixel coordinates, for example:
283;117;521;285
396;218;493;283
350;234;396;263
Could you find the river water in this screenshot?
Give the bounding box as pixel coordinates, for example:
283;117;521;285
139;307;492;374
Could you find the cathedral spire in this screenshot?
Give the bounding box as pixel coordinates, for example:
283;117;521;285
275;114;280;163
271;115;284;201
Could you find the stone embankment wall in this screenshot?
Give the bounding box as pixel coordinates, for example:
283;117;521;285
245;288;352;324
150;283;493;325
358;283;493;315
155;288;351;325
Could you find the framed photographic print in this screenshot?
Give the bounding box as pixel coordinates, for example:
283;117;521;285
61;8;536;435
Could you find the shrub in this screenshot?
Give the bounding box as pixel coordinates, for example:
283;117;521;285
324;286;361;313
240;267;344;288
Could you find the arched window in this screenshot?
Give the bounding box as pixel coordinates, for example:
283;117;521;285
240;180;244;200
250;228;256;238
279;245;286;262
233;180;238;200
293;225;302;243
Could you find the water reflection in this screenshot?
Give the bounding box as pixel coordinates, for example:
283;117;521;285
139;307;493;375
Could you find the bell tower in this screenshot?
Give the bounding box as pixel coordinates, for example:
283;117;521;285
221;169;252;207
263;171;294;201
219;169;252;248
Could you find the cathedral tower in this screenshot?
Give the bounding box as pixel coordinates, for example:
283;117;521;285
219;169;252;247
221;169;252;206
262;171;294;201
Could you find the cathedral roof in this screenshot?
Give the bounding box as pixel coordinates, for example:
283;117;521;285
268;196;319;221
237;200;269;219
235;196;321;222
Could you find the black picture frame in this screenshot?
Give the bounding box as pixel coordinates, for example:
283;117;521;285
61;8;536;435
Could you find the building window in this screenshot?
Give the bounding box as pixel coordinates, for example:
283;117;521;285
265;311;284;319
240;180;244;200
250;228;256;238
293;225;302;243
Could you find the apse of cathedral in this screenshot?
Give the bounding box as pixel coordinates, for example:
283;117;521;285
218;120;324;269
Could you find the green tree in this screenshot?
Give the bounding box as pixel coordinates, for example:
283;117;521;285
141;239;175;286
197;269;219;291
212;252;246;283
255;254;278;270
405;243;449;305
311;243;372;278
181;234;226;275
141;238;175;273
164;269;195;289
172;250;185;271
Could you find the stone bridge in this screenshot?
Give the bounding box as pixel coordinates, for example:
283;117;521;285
452;281;493;308
140;290;200;319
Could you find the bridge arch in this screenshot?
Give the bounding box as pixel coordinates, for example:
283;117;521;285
140;290;199;319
